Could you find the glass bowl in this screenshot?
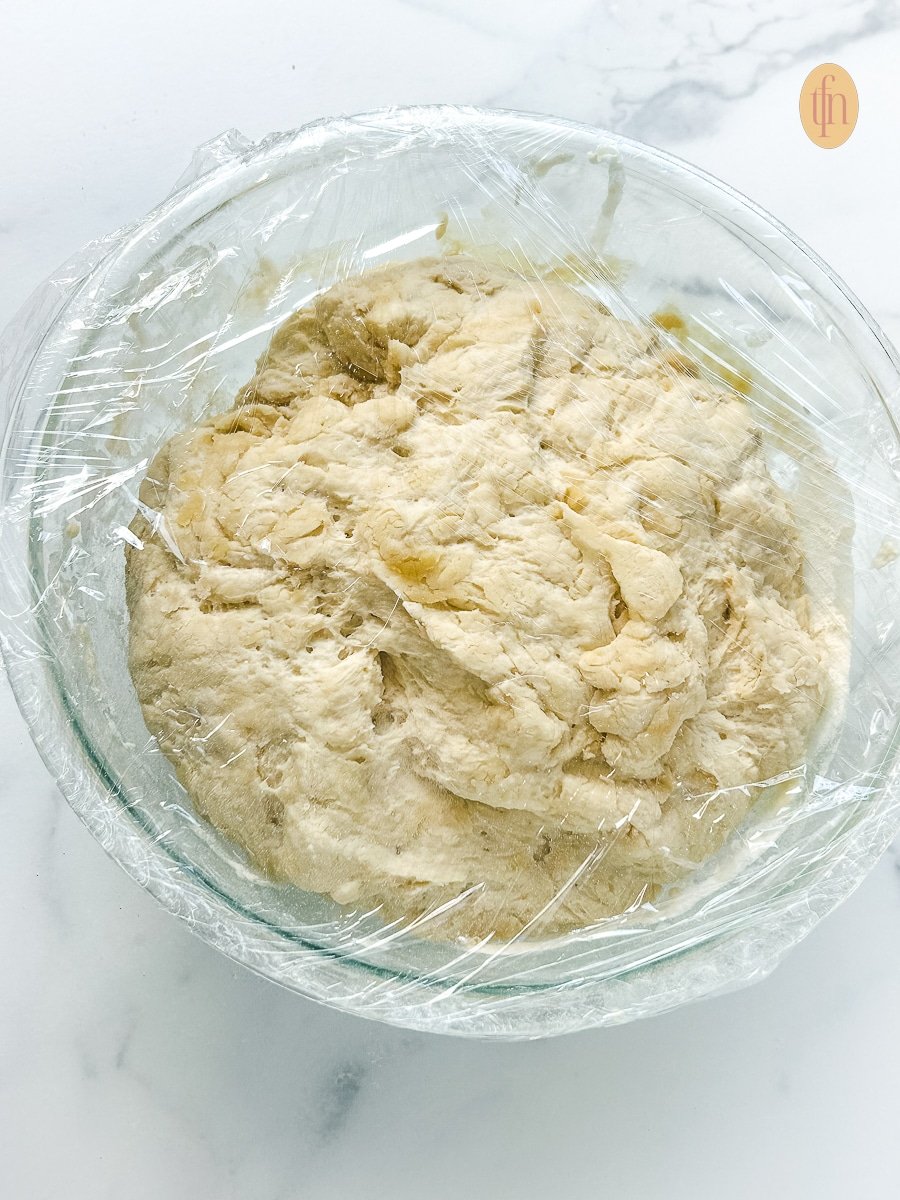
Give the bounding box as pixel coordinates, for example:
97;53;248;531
2;105;900;1040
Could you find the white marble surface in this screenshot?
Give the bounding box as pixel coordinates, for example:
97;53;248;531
2;2;900;1196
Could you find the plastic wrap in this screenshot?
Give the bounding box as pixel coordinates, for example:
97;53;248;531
2;106;900;1040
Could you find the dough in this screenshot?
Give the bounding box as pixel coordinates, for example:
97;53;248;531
125;255;841;941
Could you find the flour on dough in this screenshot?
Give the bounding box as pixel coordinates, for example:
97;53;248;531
125;256;843;940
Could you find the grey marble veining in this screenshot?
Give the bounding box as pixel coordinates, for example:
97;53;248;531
1;3;899;1198
483;0;898;138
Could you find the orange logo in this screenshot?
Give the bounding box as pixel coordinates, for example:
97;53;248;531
800;63;858;148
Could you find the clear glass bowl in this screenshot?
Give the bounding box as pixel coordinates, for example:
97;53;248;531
2;105;900;1039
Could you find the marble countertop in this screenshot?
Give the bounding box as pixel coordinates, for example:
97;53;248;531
2;2;900;1196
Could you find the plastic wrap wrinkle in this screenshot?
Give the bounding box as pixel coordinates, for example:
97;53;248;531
1;106;900;1038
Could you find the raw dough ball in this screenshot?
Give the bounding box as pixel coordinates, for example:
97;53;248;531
125;255;841;940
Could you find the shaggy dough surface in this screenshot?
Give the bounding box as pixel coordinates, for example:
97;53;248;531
126;256;839;940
